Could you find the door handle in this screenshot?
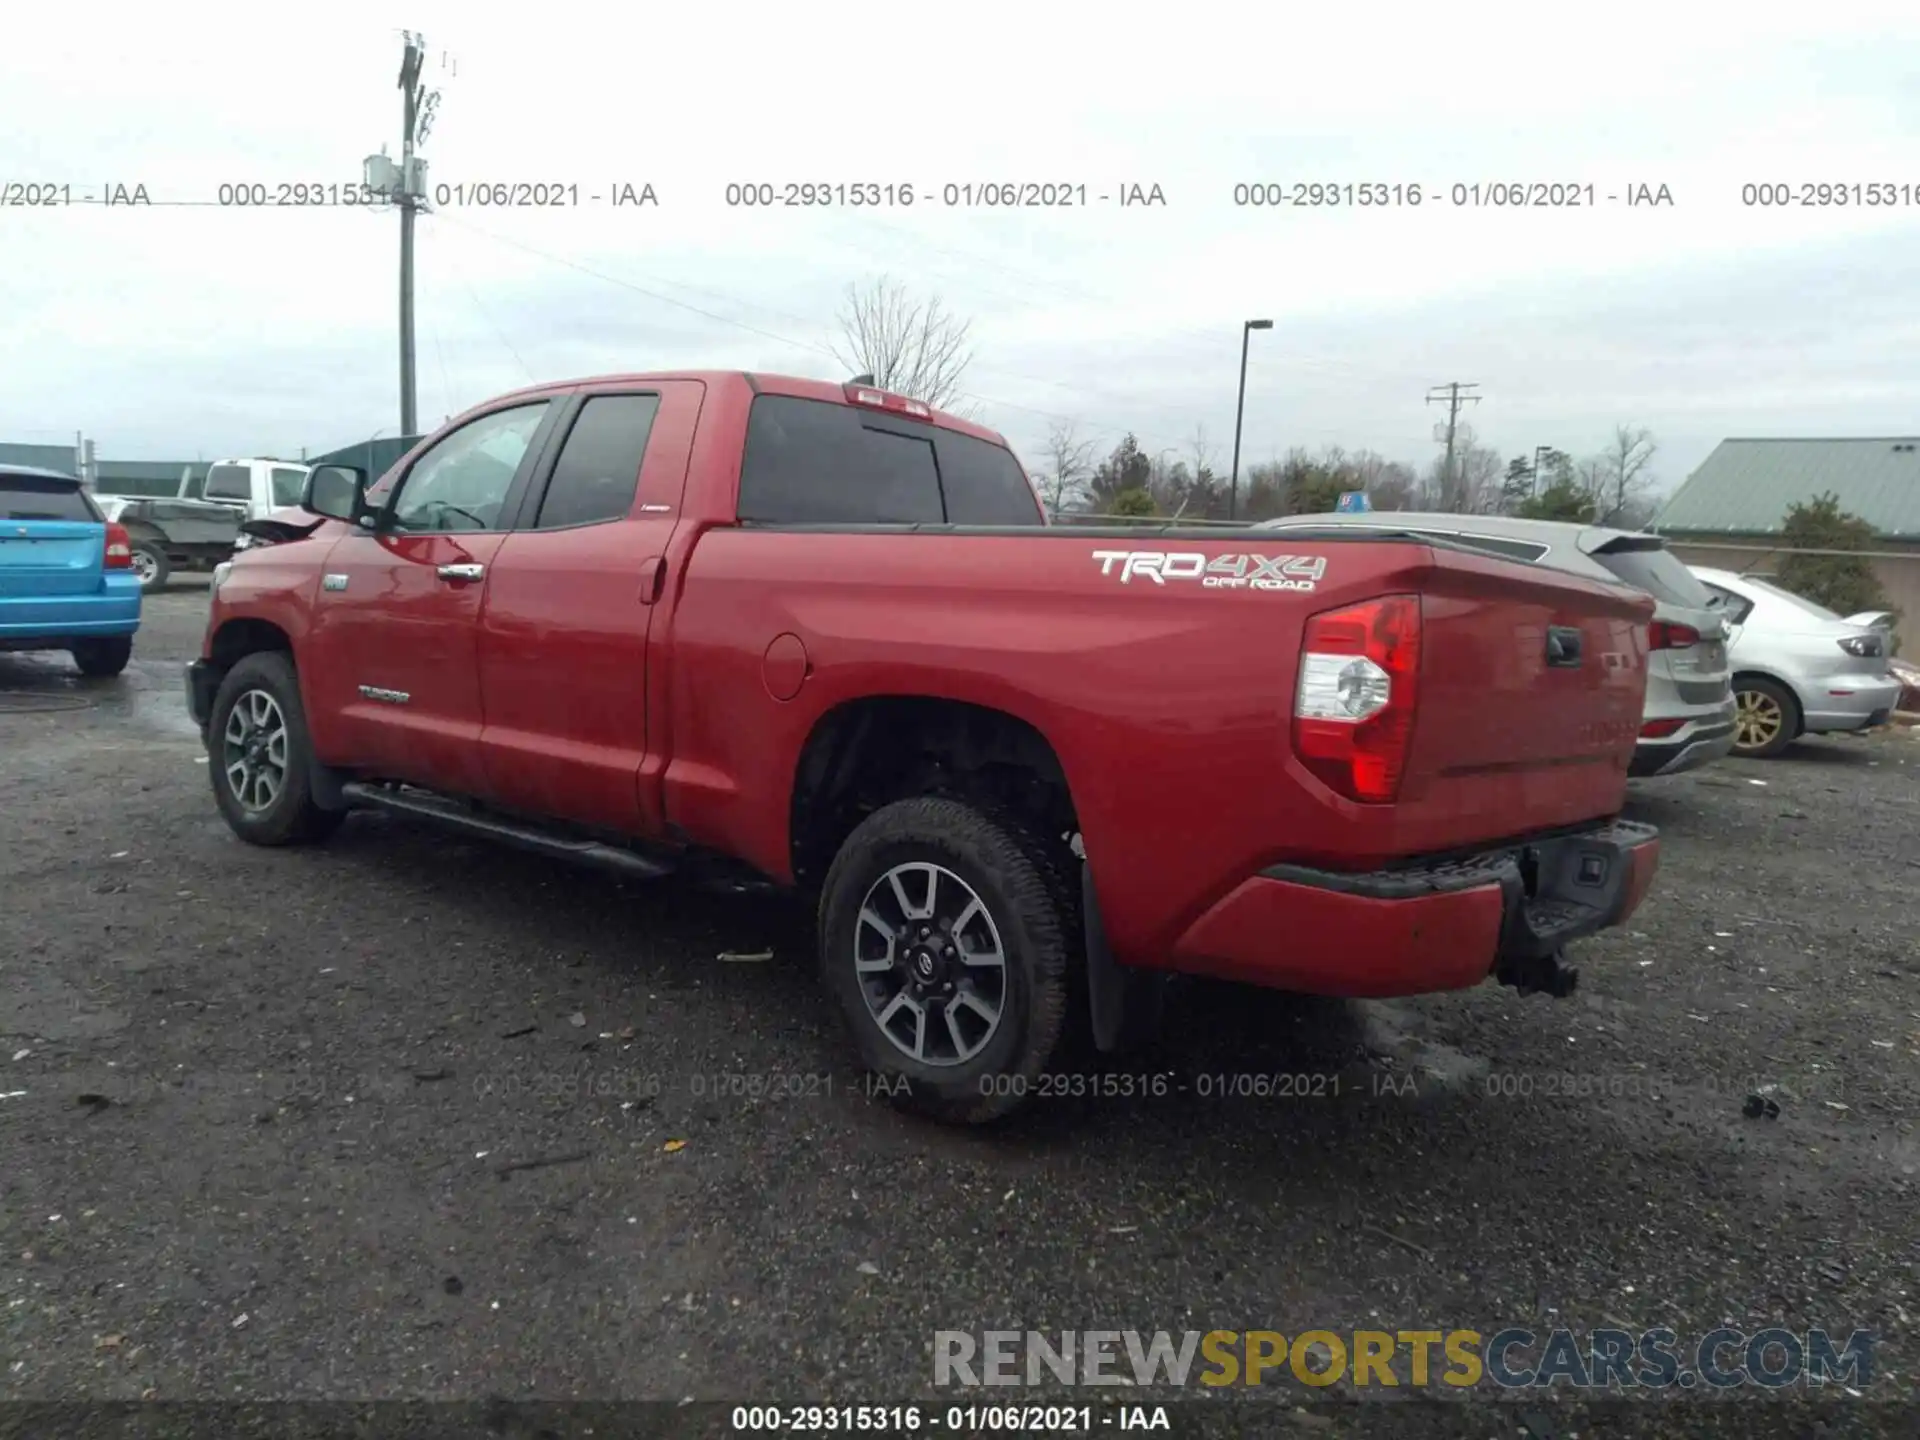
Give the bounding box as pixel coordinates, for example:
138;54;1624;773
436;563;485;582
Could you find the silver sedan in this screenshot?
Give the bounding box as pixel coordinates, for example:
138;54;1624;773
1688;566;1902;757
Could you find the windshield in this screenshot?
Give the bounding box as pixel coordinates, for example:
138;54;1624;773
1738;574;1845;623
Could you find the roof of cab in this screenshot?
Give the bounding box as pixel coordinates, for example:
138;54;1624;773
477;370;1009;447
0;463;82;482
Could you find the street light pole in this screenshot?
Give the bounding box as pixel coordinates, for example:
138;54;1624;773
1229;318;1272;522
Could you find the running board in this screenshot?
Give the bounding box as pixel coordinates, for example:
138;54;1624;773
339;782;678;880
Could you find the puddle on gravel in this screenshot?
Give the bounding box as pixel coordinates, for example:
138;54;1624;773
0;656;198;738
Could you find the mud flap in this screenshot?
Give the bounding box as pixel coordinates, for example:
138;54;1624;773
1083;861;1168;1053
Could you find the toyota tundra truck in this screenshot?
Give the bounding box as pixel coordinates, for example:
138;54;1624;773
185;372;1661;1123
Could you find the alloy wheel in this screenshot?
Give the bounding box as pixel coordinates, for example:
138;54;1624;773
222;688;289;812
130;549;160;586
1734;688;1783;751
853;862;1008;1067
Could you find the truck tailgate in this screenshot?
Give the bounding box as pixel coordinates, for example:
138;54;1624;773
1394;545;1652;849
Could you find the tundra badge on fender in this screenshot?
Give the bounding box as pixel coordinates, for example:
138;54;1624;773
1091;550;1325;591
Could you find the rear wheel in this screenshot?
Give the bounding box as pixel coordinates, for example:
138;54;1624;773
818;796;1074;1125
128;541;170;591
70;636;133;678
208;652;343;845
1732;675;1799;758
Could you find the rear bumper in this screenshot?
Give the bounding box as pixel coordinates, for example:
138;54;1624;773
1803;675;1901;732
1168;820;1660;998
0;578;142;647
1631;699;1736;777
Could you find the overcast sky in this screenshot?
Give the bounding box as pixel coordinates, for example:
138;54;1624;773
5;0;1920;493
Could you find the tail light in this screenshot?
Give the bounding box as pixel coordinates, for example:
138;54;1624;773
1293;594;1422;803
1639;717;1686;739
1837;633;1884;659
1648;620;1699;650
104;522;133;569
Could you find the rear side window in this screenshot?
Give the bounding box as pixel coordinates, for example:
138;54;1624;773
737;395;1040;526
533;395;661;529
0;474;98;521
1699;582;1755;625
741;396;942;524
1593;545;1715;609
205;465;251;501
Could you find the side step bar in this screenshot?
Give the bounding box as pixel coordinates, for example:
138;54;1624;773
339;781;678;880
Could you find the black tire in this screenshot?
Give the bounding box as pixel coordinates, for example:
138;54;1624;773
70;636;133;678
129;541;170;592
818;796;1075;1125
208;651;344;846
1731;674;1800;759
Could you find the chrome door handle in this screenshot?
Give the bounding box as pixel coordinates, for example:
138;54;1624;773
436;563;485;582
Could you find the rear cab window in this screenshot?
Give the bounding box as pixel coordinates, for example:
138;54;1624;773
1592;544;1716;610
0;473;101;521
737;395;1040;525
205;464;253;502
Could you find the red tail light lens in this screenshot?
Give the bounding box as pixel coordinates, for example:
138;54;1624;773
1292;594;1422;803
1639;717;1686;738
103;522;133;569
1648;620;1699;650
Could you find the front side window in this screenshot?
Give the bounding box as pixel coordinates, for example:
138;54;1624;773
389;403;550;533
270;467;308;508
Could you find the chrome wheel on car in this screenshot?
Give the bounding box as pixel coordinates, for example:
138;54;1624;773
222;688;289;812
1734;688;1784;751
130;547;161;587
854;862;1007;1067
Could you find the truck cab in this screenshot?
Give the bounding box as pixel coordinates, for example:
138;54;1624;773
202;458;313;523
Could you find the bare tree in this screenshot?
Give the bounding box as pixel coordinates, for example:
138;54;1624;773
830;275;974;411
1416;424;1503;512
1590;425;1658;525
1037;420;1097;519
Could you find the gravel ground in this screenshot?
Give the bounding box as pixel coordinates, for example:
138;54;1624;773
2;581;1917;1435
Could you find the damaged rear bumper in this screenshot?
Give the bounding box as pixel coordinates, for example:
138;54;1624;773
1168;820;1660;999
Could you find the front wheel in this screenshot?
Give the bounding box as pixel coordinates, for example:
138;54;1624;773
818;796;1075;1125
1732;676;1800;758
207;652;344;845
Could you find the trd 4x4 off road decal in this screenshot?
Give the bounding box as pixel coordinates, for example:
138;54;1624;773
1090;550;1326;591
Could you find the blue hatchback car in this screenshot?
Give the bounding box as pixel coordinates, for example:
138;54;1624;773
0;465;142;677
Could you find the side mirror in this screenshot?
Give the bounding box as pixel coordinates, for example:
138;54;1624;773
303;465;368;523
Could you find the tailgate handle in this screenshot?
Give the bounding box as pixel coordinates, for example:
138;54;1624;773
1546;626;1583;668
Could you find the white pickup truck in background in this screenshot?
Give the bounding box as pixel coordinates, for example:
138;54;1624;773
201;458;313;522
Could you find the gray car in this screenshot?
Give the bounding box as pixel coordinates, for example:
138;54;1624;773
1255;512;1736;776
1687;567;1902;758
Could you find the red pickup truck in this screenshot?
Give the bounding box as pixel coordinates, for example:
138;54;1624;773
188;371;1660;1123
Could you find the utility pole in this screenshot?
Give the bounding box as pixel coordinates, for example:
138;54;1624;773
1426;382;1480;511
368;34;440;440
1533;444;1552;498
